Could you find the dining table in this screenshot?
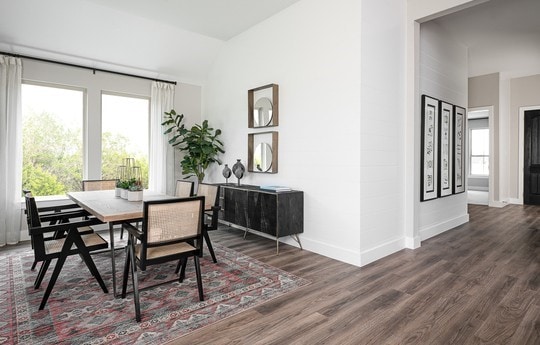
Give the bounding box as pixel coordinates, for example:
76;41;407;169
67;189;176;297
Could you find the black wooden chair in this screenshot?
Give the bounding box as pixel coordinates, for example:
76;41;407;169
121;196;205;322
195;183;220;262
26;193;109;310
174;183;220;279
23;190;93;271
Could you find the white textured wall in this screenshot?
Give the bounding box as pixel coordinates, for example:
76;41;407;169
360;0;406;265
204;0;362;265
418;20;469;240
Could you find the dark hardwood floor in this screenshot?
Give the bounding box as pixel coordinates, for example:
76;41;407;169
169;204;540;345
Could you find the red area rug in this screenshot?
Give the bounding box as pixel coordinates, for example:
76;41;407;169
0;244;309;344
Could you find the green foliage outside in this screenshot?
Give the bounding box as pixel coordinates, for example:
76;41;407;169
22;112;148;197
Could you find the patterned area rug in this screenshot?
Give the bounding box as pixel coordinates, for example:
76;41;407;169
0;244;309;344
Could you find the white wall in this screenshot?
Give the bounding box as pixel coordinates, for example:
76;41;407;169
417;21;469;240
360;0;407;265
204;0;363;265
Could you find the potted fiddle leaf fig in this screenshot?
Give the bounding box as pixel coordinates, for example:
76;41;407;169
162;109;225;183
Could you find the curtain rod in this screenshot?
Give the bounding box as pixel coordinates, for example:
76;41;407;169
0;51;177;85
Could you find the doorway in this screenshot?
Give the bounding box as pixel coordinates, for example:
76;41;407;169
467;107;493;205
523;109;540;204
518;106;540;204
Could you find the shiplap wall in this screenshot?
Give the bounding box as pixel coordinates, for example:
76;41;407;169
418;20;469;240
360;0;406;265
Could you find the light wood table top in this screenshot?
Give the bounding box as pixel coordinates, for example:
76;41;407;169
67;190;175;223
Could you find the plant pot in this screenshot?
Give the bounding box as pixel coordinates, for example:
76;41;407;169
115;187;122;197
120;188;128;199
127;190;143;201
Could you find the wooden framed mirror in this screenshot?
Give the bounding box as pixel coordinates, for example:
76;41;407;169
248;84;279;128
248;131;278;173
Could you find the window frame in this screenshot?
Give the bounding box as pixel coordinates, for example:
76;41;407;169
468;126;490;177
100;91;151;185
21;80;87;196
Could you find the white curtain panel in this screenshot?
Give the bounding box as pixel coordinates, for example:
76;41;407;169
0;55;22;246
149;81;175;195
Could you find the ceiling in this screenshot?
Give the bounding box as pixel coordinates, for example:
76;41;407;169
0;0;538;82
433;0;540;77
82;0;303;41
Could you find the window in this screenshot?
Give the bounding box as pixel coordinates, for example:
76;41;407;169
101;93;150;188
470;128;489;175
21;83;84;196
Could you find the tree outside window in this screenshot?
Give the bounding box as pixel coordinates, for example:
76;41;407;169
22;85;150;196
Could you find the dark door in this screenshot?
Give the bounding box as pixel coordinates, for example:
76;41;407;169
524;109;540;204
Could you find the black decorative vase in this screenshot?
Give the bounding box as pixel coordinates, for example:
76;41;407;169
232;159;245;186
222;164;232;184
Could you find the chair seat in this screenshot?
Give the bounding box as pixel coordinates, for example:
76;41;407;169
135;242;196;260
44;233;108;256
77;226;94;234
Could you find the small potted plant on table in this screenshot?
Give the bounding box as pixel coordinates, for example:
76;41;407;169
127;178;143;201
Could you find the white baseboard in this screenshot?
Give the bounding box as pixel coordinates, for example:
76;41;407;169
488;200;508;208
283;234;408;268
405;235;421;249
420;213;469;241
297;236;361;267
359;237;405;266
508;198;522;205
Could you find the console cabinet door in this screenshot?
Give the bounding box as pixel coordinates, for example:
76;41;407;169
223;187;248;227
248;191;277;235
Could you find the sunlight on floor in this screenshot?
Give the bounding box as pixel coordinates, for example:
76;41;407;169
467;190;488;205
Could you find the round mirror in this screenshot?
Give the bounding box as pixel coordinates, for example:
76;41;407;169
254;142;273;172
253;97;273;127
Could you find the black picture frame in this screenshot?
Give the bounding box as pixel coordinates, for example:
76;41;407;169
453;105;466;194
438;101;453;197
421;95;439;201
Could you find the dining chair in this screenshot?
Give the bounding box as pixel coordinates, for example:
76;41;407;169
82;179;125;237
175;179;194;197
121;196;205;322
23;190;93;271
26;193;109;310
174;183;220;279
194;183;221;262
82;179;118;191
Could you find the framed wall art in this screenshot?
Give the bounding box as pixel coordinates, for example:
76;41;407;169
453;105;466;194
438;101;453;197
421;95;439;201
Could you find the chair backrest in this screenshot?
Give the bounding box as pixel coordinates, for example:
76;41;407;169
196;183;220;211
25;193;44;252
82;179;117;191
175;180;194;197
142;197;204;247
25;192;42;228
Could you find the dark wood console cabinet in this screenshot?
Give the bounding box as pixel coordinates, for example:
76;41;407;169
219;184;303;253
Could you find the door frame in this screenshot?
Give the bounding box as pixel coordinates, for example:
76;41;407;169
467;106;494;206
518;105;540;204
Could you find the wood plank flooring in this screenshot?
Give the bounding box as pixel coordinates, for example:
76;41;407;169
168;204;540;345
